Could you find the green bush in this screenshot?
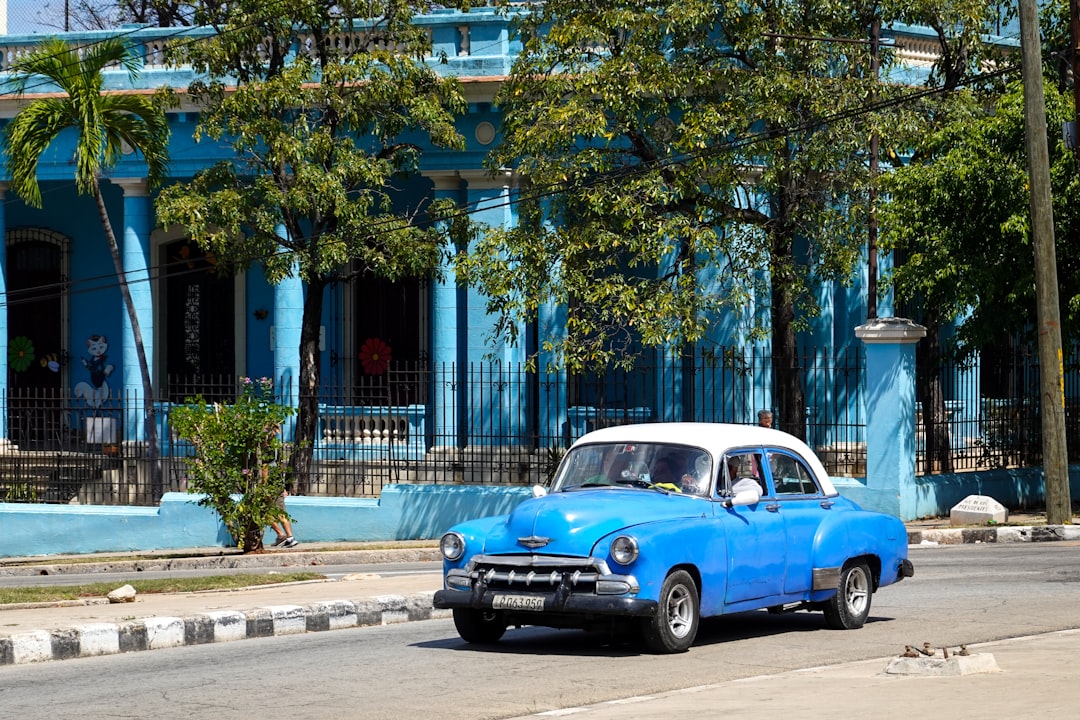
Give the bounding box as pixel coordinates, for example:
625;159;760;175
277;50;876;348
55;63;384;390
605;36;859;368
170;377;295;552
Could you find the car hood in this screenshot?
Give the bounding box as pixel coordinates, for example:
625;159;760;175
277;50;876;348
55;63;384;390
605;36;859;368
478;488;706;557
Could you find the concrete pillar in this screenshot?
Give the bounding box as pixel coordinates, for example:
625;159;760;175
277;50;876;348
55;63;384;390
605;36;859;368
854;317;926;518
537;297;567;449
459;169;519;445
115;179;154;442
424;171;465;449
272;226;303;432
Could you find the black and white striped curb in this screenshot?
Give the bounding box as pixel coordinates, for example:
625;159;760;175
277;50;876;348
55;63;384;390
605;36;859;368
0;592;449;666
907;524;1080;545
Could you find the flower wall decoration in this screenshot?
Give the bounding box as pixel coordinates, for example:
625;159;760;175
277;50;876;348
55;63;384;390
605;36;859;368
358;337;392;375
8;336;35;372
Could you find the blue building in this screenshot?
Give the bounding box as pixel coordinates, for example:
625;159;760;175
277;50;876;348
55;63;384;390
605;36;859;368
0;7;1031;505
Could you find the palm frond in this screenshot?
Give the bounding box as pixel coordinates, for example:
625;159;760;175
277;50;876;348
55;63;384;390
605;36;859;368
4;38;170;204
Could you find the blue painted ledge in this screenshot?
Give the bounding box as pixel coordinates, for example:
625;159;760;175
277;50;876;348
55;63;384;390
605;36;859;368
0;484;533;559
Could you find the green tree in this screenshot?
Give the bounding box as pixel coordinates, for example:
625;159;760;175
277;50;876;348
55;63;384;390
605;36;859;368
4;38;170;491
170;377;295;551
155;0;469;491
460;0;921;437
880;79;1080;456
879;1;1019;473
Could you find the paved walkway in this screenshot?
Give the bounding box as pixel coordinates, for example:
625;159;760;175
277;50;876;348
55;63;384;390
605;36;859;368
2;515;1078;668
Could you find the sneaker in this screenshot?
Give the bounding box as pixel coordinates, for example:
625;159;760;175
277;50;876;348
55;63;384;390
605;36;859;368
271;536;287;547
282;537;298;548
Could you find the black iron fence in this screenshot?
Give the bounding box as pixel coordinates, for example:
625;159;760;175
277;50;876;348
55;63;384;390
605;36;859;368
9;344;1072;506
1;350;867;505
919;345;1080;473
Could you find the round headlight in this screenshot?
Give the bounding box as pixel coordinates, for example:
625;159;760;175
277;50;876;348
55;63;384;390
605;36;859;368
440;532;466;561
610;535;639;565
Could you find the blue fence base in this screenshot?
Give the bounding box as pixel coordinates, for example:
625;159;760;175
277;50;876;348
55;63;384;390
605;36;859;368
0;485;533;558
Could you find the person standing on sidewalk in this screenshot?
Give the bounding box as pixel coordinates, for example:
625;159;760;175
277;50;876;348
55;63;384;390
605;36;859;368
757;409;773;428
269;481;298;548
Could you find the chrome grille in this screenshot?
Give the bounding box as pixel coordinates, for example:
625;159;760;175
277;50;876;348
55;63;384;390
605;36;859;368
466;555;605;593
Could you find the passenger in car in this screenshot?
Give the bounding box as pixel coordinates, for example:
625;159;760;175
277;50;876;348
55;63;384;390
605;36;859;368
725;453;766;494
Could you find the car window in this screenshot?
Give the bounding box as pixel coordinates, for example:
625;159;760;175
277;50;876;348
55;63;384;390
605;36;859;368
555;442;712;495
767;451;820;495
720;450;766;496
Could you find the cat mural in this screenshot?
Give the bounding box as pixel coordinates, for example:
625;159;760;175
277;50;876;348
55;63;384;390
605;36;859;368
74;334;114;408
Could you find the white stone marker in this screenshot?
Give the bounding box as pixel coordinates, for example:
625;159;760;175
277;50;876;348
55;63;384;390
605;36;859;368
950;495;1008;526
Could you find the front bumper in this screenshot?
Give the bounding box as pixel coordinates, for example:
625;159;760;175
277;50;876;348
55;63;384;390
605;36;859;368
432;554;657;618
433;588;657;617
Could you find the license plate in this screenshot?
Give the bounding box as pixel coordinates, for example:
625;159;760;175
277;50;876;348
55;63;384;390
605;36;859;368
492;594;545;611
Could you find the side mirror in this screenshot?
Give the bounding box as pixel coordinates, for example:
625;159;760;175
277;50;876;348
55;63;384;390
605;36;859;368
531;485;548;498
722;479;761;508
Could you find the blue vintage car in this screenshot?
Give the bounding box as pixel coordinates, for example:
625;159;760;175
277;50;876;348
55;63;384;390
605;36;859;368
433;422;913;653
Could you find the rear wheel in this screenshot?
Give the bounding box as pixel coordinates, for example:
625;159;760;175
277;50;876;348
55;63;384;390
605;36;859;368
641;570;699;653
823;560;872;629
452;608;507;644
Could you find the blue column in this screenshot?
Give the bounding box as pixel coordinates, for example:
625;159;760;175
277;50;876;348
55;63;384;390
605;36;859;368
116;180;154;442
854;317;926;519
0;183;7;444
273;226;303;435
425;171;464;449
538;298;567;447
461;170;520;445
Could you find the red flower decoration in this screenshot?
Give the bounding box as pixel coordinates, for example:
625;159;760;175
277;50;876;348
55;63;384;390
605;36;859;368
358;337;392;375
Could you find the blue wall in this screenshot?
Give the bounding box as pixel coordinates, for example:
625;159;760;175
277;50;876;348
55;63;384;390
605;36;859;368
0;484;532;558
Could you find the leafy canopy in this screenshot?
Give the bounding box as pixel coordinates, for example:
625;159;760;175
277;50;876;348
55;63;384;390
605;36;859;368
881;78;1080;350
461;0;921;370
155;0;469;286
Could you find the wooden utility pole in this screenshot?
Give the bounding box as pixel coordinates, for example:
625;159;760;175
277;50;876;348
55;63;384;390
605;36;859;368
1018;0;1072;524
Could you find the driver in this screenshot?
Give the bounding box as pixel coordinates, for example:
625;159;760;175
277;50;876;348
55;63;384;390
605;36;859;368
650;456;681;490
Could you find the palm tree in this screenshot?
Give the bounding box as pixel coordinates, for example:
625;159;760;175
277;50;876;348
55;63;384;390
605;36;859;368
4;38;170;492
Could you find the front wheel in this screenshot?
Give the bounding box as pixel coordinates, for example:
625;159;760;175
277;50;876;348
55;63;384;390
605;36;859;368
452;608;507;644
823;560;872;629
640;569;699;653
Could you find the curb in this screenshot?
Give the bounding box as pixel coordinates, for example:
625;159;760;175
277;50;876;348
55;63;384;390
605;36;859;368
0;591;449;666
906;524;1080;545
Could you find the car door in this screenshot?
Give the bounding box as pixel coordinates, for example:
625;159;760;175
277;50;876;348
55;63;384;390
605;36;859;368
765;448;831;595
720;448;787;603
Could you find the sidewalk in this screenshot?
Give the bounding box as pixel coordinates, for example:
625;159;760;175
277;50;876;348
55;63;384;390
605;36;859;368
501;630;1080;719
2;515;1079;667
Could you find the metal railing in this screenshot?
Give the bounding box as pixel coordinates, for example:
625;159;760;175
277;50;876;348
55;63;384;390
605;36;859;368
1;350;870;506
4;346;1062;506
917;345;1080;473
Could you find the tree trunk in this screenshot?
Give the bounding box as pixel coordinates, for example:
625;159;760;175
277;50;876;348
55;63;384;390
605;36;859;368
290;276;326;495
915;309;953;474
770;279;806;441
93;183;162;496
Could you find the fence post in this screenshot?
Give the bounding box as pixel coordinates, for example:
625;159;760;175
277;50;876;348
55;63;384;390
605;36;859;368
854;317;926;519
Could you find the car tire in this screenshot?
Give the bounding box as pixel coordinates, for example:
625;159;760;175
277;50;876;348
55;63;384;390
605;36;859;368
640;569;699;653
452;608;507;644
823;560;872;630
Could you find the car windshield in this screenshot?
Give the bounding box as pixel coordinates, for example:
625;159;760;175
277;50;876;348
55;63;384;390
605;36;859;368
554;442;714;496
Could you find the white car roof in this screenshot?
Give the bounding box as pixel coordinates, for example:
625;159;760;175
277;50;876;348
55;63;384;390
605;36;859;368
571;422;838;495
